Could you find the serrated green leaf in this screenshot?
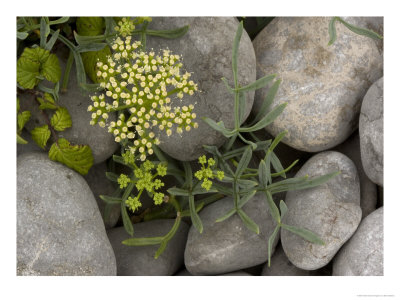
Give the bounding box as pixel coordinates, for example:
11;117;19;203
236;74;276;93
30;125;51;149
268;225;280;267
122;236;163;246
80;46;111;83
240;103;287;133
279;200;288;218
99;195;122;204
17;56;40;89
238;209;259;234
41;53;61;83
121;202;134;236
215;208;236;222
281;223;325;245
50;107;72;131
252;79;281;124
235;146;252;177
146;25;189;39
76;17;105;36
265;191;280;224
17;133;28;144
37;93;58;110
48;138;93;175
17;111;31;132
189;194;203;233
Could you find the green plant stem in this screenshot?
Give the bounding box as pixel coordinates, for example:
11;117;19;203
61;50;74;93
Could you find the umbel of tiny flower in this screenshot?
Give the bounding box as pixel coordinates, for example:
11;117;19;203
88;36;199;161
194;155;225;191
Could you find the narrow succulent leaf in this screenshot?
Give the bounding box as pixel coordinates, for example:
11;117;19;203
73;31;106;45
281;223;325;245
182;161;193;190
99;195;122;204
163;216;181;241
240;103;287;133
267;176;309;193
238;190;256;208
215;208;236;223
181;201;205;217
235;146;252;177
264;152;272;184
327;17;338;45
167;187;190;196
237;179;258;189
270;152;285;178
337;17;383;40
272;159;298;178
252;79;281;124
238;209;260;234
45;29;60;51
221;77;234;93
238;133;257;150
265;191;281;224
192;186;218;195
146;25;189;39
17;31;29;40
121;202;134;236
48;138;93;175
268;225;280;267
236;74;276;93
154;241;168;259
189;194;203;233
202;117;234;137
122;236;163;246
258;160;268;188
17;133;28;144
30;125;50;149
268;130;287;153
40;17;50;49
105;171;119;182
238;91;246;123
112;155;132;168
232;21;243;87
75;43;107;53
279;200;288;218
212;182;234;196
49;17;70;25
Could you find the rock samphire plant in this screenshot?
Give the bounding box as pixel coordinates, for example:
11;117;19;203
98;19;342;264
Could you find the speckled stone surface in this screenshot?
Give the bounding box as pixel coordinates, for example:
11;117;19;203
184;193;278;275
19;49;118;165
360;77;383;186
281;151;362;270
108;219;189;275
333;207;383;276
252;17;383;152
17;153;116;275
145;17;256;161
84;162;120;229
334;131;377;218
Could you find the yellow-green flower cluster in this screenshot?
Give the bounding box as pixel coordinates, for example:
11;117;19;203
125;196;142;212
114;17;136;37
88;37;199;161
118;174;131;189
194;155;225;191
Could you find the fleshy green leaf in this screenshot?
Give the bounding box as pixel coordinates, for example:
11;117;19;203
237;209;259;234
121;202;134;236
189;194;203;233
146;26;189;39
50;107;72;131
48;138;94;175
122;236;163;246
41;53;61;83
279;200;288;218
76;17;105;36
99;195;122;204
235;74;276;93
17;111;31;132
240;103;287;133
30;125;51;149
80;46;111;83
215;208;236;223
265;191;280;224
281;223;325;245
268;225;280;267
252;79;281;124
235;146;252;177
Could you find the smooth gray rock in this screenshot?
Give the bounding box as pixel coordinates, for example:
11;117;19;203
17;153;116;275
146;17;256;161
334;131;377;218
252;17;383;152
281;151;362;270
84;162;120;229
19;49;118;165
333;207;383;276
175;269;193;276
108;219;189;275
219;271;252;276
262;245;317;276
360;77;383;186
184;193;278;275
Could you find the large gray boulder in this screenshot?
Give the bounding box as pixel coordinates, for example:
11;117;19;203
17;153;116;275
184;193;278;275
360;77;383;186
108;219;189;275
146;17;256;161
333;207;383;276
252;17;383;152
281;151;362;270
